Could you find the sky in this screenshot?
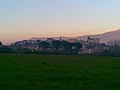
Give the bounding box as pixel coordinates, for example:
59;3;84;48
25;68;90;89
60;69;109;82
0;0;120;44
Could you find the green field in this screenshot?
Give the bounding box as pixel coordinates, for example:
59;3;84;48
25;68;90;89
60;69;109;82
0;54;120;90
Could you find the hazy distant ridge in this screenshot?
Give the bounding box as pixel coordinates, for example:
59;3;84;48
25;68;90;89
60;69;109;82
30;29;120;43
77;29;120;43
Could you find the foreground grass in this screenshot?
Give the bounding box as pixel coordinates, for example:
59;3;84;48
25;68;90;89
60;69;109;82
0;54;120;90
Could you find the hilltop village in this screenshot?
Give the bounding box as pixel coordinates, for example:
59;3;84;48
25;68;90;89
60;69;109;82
0;37;107;55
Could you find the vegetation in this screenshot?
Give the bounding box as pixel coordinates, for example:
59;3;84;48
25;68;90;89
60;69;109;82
0;46;13;53
38;41;50;49
52;40;82;54
8;40;83;55
0;42;2;46
0;54;120;89
107;40;120;56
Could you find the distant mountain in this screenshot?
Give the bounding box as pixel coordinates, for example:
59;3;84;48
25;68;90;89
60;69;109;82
77;29;120;43
30;29;120;43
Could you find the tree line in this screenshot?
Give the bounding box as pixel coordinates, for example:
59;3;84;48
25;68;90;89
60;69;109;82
1;40;120;56
0;40;83;55
37;40;82;55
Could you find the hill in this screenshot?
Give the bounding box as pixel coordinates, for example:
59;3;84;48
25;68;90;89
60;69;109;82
29;29;120;43
77;29;120;43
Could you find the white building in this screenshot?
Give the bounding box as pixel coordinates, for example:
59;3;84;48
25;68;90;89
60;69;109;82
87;37;100;44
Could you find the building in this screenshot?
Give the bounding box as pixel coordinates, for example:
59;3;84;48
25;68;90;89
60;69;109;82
78;37;107;54
46;38;55;44
66;38;78;43
87;37;100;44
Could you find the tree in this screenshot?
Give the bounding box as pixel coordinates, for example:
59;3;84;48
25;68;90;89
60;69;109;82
72;43;82;50
67;43;82;54
107;40;120;56
108;40;120;47
52;40;62;51
38;41;50;50
51;40;83;54
0;42;2;46
0;46;13;53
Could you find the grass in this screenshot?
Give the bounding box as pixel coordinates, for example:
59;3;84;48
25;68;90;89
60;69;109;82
0;54;120;90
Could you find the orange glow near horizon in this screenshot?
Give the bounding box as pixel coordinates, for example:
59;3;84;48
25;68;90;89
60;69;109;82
1;20;120;44
1;26;120;44
0;0;120;44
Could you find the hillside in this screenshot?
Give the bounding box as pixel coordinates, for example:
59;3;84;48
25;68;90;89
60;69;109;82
30;29;120;43
77;29;120;43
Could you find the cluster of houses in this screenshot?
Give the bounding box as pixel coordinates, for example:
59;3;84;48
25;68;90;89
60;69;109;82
8;37;107;55
66;37;107;54
80;37;107;54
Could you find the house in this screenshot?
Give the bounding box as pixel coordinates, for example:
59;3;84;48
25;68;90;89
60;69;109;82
66;38;78;43
87;37;100;44
46;38;55;44
79;37;107;54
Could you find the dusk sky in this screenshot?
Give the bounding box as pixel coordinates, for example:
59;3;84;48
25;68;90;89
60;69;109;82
0;0;120;44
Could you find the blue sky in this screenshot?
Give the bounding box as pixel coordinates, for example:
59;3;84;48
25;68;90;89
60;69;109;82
0;0;120;43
